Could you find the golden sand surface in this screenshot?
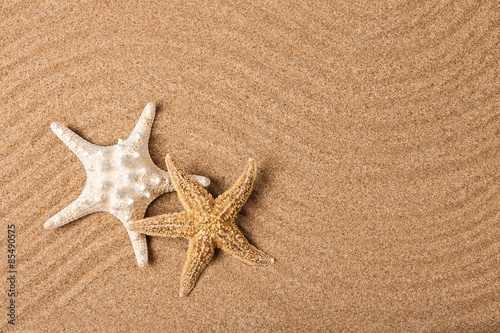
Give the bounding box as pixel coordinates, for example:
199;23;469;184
1;1;498;332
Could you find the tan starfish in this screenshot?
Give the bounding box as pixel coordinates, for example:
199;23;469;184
128;155;274;297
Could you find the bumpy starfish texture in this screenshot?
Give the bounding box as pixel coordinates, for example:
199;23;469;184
129;155;274;297
44;103;210;267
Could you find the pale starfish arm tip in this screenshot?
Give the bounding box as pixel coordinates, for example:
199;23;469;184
144;102;155;117
49;121;97;163
50;122;70;139
189;174;210;187
126;102;156;145
43;217;59;230
50;122;61;132
43;195;96;230
44;215;72;230
127;230;148;267
50;121;68;136
143;102;155;118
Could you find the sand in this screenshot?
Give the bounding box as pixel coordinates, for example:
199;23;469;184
1;1;499;332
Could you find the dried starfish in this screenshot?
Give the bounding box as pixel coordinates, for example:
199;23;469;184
128;155;275;296
44;103;210;267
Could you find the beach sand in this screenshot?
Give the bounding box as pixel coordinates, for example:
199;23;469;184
1;1;498;332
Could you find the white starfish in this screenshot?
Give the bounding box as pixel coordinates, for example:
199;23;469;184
44;102;210;267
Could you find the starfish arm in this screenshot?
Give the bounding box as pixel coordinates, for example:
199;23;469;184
116;206;153;267
126;102;155;149
216;224;274;266
179;233;215;297
128;212;197;238
214;158;257;222
189;174;211;188
44;192;97;230
50;122;99;168
126;230;148;267
149;169;210;199
165;155;214;214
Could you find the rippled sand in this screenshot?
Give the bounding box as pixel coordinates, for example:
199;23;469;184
1;1;498;332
